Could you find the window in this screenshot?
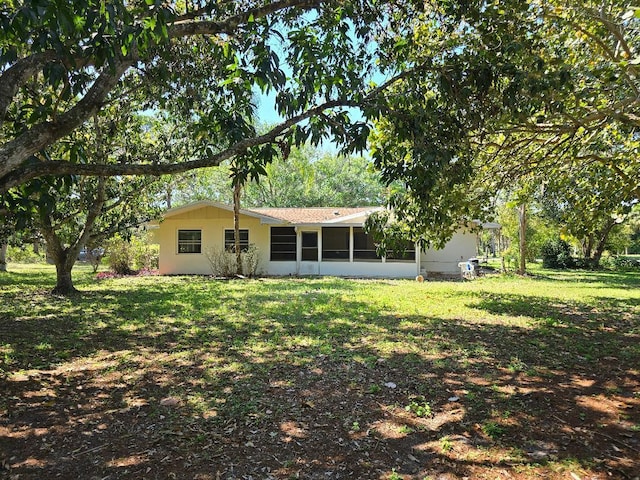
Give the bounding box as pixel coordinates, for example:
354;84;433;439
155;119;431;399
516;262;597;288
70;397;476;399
353;227;381;261
301;232;318;261
322;227;349;261
224;229;249;252
271;227;296;261
386;240;416;262
178;229;202;254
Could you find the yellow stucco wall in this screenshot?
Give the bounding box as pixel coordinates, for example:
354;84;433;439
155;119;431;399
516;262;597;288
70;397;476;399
158;205;271;275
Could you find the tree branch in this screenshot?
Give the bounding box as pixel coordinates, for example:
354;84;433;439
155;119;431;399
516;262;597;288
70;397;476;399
0;51;59;126
0;98;355;193
169;0;323;37
0;57;133;181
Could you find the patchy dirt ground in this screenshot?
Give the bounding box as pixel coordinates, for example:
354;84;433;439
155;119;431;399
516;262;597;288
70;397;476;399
1;349;638;480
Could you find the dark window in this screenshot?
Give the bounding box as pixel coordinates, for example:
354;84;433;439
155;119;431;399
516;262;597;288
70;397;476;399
322;227;349;261
353;227;381;261
386;240;416;262
271;227;296;261
224;229;249;252
178;230;202;254
301;232;318;261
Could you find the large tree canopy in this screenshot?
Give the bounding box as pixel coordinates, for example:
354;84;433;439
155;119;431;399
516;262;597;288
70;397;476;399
0;0;415;192
368;0;640;250
4;0;638;254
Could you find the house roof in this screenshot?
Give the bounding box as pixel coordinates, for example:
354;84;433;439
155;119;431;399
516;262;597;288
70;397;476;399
160;200;284;223
248;207;382;224
158;201;383;226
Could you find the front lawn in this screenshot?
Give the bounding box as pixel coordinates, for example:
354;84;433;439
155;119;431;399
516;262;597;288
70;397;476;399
1;264;638;479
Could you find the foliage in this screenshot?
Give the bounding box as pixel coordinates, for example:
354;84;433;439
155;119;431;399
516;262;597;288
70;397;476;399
204;244;261;278
242;244;261;278
369;1;640;257
600;255;640;271
105;236;135;275
481;421;506;440
540;239;574;270
6;245;45;264
204;247;237;278
405;398;432;418
105;234;159;275
5;99;166;292
2;0;638;265
0;0;432;193
169;145;386;208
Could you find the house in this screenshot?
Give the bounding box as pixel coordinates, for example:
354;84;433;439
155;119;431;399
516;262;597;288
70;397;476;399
153;201;478;278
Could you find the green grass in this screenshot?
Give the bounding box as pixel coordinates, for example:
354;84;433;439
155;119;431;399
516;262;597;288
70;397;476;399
1;262;639;384
1;263;639;478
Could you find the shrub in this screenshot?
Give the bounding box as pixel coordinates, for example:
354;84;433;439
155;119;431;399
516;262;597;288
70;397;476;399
104;233;159;275
540;239;574;269
6;245;45;264
205;247;237;277
131;237;159;271
205;244;262;277
242;244;261;277
105;236;135;275
601;255;640;271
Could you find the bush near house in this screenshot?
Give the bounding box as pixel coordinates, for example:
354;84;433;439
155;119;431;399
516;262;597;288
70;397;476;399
105;234;159;274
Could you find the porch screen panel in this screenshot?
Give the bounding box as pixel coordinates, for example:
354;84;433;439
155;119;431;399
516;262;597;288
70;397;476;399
224;229;249;252
353;227;381;261
301;232;318;261
386;240;416;261
178;229;202;254
322;227;349;261
270;227;296;261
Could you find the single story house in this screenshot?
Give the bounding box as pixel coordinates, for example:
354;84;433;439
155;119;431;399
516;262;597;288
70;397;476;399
153;201;478;278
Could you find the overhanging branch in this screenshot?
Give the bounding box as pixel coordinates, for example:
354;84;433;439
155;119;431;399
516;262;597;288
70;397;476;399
0;98;354;193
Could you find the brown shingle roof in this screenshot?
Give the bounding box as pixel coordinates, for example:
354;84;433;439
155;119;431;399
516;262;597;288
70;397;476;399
249;207;380;224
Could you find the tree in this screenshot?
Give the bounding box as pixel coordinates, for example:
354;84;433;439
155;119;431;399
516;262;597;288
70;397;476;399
0;0;435;192
537;160;637;267
368;1;640;255
168;145;386;208
11;107;164;293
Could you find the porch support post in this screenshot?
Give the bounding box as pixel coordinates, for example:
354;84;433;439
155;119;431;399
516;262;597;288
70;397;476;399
295;226;300;276
349;227;354;263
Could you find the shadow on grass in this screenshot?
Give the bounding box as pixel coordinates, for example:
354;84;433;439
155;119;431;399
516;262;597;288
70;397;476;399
0;272;638;479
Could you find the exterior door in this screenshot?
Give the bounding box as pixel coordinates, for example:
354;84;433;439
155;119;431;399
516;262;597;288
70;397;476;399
300;231;319;275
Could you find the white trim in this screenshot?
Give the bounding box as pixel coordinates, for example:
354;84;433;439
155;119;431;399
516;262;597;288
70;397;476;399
323;207;384;224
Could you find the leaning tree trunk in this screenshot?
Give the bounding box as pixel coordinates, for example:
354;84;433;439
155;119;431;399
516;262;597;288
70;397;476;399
518;203;527;275
233;182;243;276
0;242;7;272
591;219;617;268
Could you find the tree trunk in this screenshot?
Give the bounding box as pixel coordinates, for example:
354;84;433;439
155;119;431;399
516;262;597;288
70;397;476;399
51;249;80;294
591;219;617;268
582;235;593;259
233;182;242;276
518;203;527;275
0;242;7;272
